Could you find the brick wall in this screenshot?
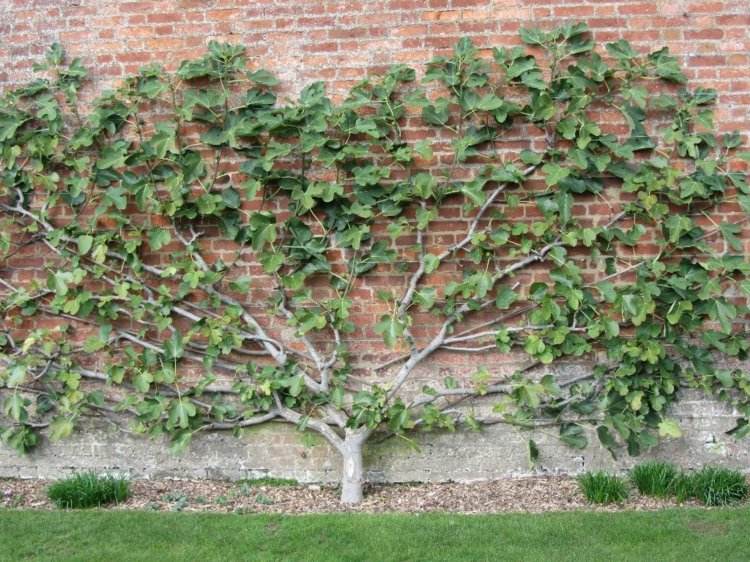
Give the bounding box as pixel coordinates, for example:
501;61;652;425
2;1;749;114
1;0;750;481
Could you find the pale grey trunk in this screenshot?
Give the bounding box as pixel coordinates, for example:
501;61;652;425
339;428;369;504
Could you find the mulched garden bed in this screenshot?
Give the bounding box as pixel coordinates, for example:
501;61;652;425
1;476;708;514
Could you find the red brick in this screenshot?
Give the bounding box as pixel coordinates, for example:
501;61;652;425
554;5;595;17
114;51;151;63
689;55;726;66
148;13;184;23
684;29;724;40
118;2;155;13
618;2;658;15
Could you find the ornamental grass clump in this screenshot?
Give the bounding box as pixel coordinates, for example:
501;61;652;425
630;461;680;497
577;471;629;504
688;467;748;506
670;472;699;503
47;472;130;509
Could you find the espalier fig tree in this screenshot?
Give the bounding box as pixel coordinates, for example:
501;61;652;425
1;24;749;504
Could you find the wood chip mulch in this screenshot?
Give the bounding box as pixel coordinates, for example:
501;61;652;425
0;476;707;514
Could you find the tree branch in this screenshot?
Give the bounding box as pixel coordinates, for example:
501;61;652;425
397;164;539;316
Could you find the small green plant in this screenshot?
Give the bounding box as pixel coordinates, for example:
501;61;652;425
161;491;186;502
255;493;274;506
239;477;298;488
689;467;749;506
236;482;252;498
47;472;130;509
215;495;229;507
577;472;629;504
631;461;680;497
162;492;189;512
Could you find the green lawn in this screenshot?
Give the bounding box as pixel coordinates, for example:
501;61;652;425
1;508;749;561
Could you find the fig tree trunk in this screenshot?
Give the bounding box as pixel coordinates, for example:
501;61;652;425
339;428;370;504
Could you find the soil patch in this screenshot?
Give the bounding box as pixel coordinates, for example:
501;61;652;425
0;476;712;514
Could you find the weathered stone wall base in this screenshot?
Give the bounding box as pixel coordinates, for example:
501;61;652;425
1;392;747;482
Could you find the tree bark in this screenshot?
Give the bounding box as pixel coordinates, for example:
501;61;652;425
339;428;369;504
